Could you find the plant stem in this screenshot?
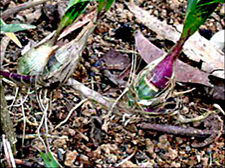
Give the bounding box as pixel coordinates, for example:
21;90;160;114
147;37;186;89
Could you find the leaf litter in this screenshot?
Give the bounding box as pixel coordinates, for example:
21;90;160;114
1;0;225;167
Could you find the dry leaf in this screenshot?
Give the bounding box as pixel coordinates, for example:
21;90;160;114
0;36;10;65
135;30;211;86
58;11;96;40
127;1;224;78
135;30;165;63
101;49;130;70
5;32;22;48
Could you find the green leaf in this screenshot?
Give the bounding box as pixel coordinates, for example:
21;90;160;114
68;0;79;9
98;0;105;12
97;0;115;16
212;0;225;3
1;19;22;47
181;0;221;38
67;0;86;11
40;151;60;168
0;19;36;34
104;0;115;12
56;0;90;36
0;18;6;26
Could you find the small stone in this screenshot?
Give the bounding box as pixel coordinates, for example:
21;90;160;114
176;137;184;144
68;128;76;136
179;151;186;155
212;13;221;21
187;159;197;166
193;121;201;127
216;22;223;31
120;160;138;167
196;154;201;163
126;11;134;21
95;23;110;34
220;4;225;16
186;146;191;153
210;30;225;52
170;161;181;168
145;139;154;153
64;150;78;167
159;135;168;144
106;154;117;164
80;154;89;161
154;10;159;16
201;157;209;167
161;9;167;18
115;133;122;143
53;138;67;148
162;147;178;160
138;161;155;167
53;89;63;99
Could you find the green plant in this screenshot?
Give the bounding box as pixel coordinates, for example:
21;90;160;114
17;0;91;76
40;151;60;168
0;18;36;48
127;0;224;111
16;0;115;88
0;19;36;34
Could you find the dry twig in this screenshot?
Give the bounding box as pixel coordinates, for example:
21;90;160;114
1;0;50;20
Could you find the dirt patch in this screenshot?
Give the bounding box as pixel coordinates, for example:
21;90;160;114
1;0;224;167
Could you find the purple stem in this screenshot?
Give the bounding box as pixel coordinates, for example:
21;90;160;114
147;38;186;89
0;71;36;86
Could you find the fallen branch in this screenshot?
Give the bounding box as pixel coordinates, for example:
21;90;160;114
138;114;224;148
1;81;17;152
138;123;214;137
67;78;115;108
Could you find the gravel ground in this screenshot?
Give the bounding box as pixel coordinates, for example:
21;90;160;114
1;0;224;167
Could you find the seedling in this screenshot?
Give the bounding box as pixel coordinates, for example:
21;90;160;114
127;0;224;111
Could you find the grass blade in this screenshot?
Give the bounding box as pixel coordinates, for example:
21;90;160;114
97;0;115;17
40;151;60;168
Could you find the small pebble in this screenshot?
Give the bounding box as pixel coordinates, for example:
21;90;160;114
186;145;191;153
64;150;78;167
220;4;225;15
210;29;225;52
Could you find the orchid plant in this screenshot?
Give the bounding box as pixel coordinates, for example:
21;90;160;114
127;0;224;112
0;1;115;167
1;0;115;88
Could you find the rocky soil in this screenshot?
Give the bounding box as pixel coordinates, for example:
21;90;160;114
1;0;224;167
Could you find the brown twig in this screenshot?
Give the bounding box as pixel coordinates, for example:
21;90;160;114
138;114;224;148
1;0;50;20
0;81;17;152
67;78;115;108
138;123;213;137
2;135;16;167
